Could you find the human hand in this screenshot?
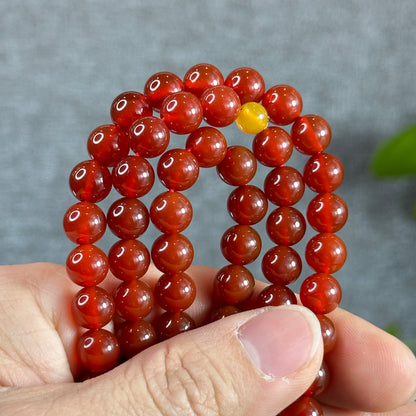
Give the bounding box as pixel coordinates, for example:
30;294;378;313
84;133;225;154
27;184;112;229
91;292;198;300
0;263;415;415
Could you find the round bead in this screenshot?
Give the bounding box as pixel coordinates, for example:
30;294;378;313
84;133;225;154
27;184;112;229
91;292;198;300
66;244;109;287
154;272;196;312
291;114;332;155
266;206;306;246
72;286;115;329
200;85;241;127
225;67;265;103
256;284;297;307
279;395;323;416
305;233;347;273
150;191;193;234
235;102;269;134
87;124;129;167
307;192;348;233
107;197;149;240
63;201;106;244
252;126;293;167
305;361;330;397
183;63;224;98
186;126;227;167
129;116;170;158
221;225;262;265
112;156;155;198
317;314;337;354
210;305;241;321
115;279;154;321
261;245;302;285
144;71;184;110
157;148;199;191
217;145;257;186
227;185;268;225
160;91;203;134
110;91;152;130
77;329;120;373
300;273;342;314
108;239;150;281
214;264;255;305
303;152;344;193
154;311;196;341
151;233;194;274
264;166;305;206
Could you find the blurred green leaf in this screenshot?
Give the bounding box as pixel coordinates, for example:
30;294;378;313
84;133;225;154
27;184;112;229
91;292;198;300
385;323;401;338
371;123;416;177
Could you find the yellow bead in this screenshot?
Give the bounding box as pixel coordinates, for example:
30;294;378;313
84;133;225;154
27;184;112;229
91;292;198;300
235;102;269;134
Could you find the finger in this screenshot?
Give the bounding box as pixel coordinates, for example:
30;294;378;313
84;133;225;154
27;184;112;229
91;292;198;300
322;400;416;416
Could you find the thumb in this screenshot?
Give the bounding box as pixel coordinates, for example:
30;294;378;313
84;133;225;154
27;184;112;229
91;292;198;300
83;304;323;415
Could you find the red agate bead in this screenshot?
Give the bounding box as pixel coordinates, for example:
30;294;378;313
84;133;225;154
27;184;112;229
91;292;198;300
144;71;184;110
256;284;297;307
63;201;106;244
87;124;129;167
225;67;265;103
160;91;203;134
252;127;293;167
305;233;347;273
186;126;227;167
217;145;257;186
317;314;336;354
150;191;193;234
279;396;323;416
300;273;342;314
157;148;199;191
210;305;241;321
262;84;302;125
110;91;152;130
154;311;196;340
291;114;332;155
305;361;330;396
112;156;155;198
183;63;224;98
66;244;109;287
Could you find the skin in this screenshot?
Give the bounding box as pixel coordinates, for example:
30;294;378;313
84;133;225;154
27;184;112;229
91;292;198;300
0;262;415;415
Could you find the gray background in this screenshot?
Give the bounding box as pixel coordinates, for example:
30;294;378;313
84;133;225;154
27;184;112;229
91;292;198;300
1;1;415;340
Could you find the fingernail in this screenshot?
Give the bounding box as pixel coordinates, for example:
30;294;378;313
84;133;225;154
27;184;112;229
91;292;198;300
238;305;321;378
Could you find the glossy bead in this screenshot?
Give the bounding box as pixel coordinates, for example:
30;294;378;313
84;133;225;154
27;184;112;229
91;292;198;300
183;63;224;98
108;239;150;281
87;124;129;167
235;102;269;134
63;201;106;244
266;206;306;246
77;329;120;373
151;233;194;274
225;67;265;103
200;85;241;127
154;272;196;312
227;185;268;225
115;279;154;321
112;155;155;198
66;244;109;287
150;191;193;234
116;319;157;359
144;71;184;110
214;264;255;305
317;314;336;354
217;145;257;186
252;126;293;167
160;91;203;134
221;225;261;265
291;114;332;155
264;166;305;206
154;311;196;340
279;395;323;416
305;233;347;273
262;84;302;126
300;273;342;314
157;148;199;191
303;152;344;193
305;361;330;396
72;286;115;329
261;245;302;285
307;192;348;233
210;305;241;321
129;116;170;158
186;126;227;167
110;91;152;130
256;284;297;307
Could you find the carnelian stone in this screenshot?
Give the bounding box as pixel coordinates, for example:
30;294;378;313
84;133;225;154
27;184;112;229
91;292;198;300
154;311;196;340
279;395;323;416
300;273;342;314
150;191;193;234
317;314;337;354
305;233;347;273
225;67;265;103
305;361;330;396
144;71;184;110
66;244;109;287
183;63;224;98
256;284;297;307
210;305;241;321
63;201;106;244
